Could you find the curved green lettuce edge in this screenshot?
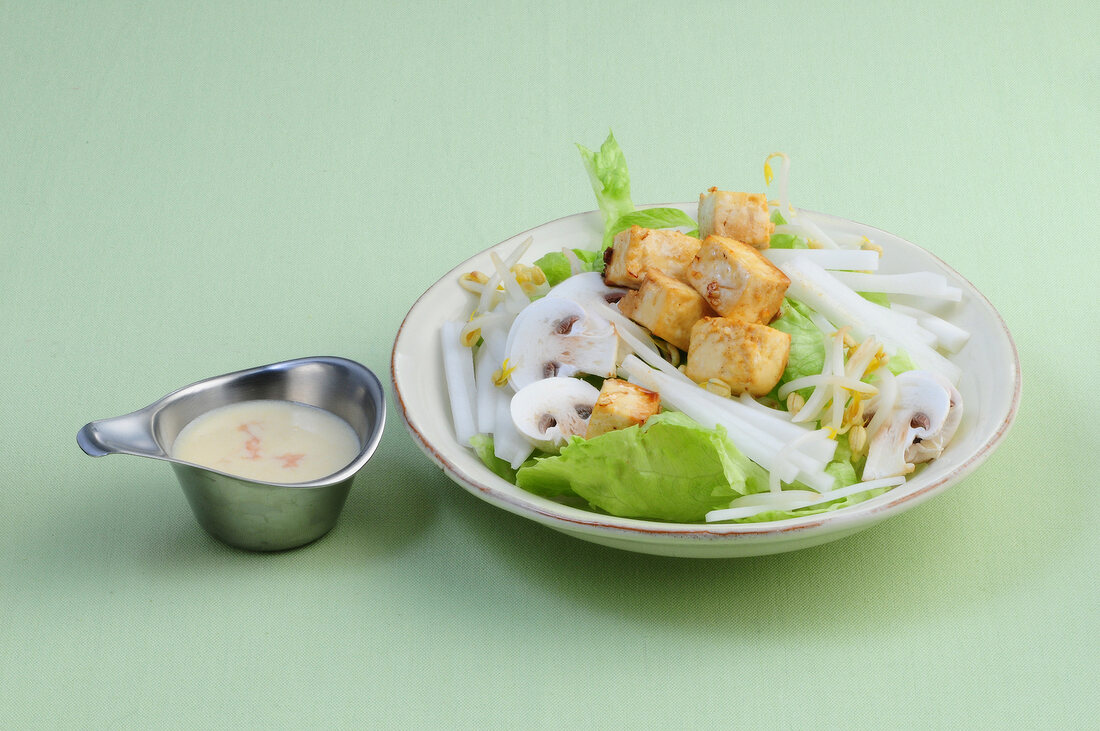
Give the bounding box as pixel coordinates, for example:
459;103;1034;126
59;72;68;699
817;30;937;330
514;412;772;523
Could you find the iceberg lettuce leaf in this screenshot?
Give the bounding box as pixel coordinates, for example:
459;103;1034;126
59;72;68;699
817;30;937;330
606;207;697;249
577;131;634;248
516;411;768;522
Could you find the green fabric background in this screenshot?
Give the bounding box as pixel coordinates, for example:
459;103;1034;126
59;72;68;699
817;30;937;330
1;1;1096;727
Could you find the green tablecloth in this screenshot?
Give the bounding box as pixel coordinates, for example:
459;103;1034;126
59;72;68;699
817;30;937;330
2;2;1095;727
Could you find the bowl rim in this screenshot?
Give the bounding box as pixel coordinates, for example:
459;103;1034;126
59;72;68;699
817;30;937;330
392;205;1021;542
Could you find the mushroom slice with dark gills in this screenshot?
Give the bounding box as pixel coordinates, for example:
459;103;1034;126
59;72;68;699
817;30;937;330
546;271;630;307
905;375;963;465
510;377;600;452
545;272;659;358
862;370;964;480
504;296;618;391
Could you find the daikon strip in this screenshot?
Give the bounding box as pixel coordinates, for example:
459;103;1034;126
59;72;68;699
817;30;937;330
830;233;875;248
882;308;938;346
831;271;962;302
779;257;961;384
769;429;832;494
492;387;534;469
764;248;880;271
473;325;507;433
891;302;971;352
441;321;478;447
621;357;799;484
721;393;837;464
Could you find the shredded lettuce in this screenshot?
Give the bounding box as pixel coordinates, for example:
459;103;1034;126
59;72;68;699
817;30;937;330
577;131;635;249
515;411;769;522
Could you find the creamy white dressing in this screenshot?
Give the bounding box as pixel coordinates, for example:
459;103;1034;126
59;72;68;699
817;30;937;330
171;400;359;483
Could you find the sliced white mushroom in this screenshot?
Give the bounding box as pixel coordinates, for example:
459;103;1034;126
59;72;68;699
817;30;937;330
504;296;618;391
862;370;957;480
546;271;630;307
510;377;600;452
906;375;963;464
546;272;659;358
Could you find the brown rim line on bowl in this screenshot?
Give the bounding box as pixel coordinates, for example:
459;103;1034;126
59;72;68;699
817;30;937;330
391;204;1021;558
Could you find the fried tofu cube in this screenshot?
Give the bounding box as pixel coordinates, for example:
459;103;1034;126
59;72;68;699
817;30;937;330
685;317;791;397
618;267;715;351
603;226;701;288
585;379;661;439
698;189;775;249
686;235;790;324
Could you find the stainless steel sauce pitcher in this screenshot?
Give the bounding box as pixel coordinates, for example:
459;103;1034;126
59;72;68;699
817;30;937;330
78;356;386;551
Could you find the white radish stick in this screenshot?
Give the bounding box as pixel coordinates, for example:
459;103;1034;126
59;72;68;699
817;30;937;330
830;271;962;302
779;257;962;384
891;302;971;353
493;389;534;469
473;325;507;434
764;248;880;271
441;321;478;447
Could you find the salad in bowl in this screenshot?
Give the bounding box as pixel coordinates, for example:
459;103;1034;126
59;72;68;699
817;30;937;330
393;133;1019;556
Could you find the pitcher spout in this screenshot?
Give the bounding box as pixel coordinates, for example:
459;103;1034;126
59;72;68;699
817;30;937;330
77;408;166;459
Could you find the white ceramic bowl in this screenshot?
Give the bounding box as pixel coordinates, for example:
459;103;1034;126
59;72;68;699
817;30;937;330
391;205;1021;558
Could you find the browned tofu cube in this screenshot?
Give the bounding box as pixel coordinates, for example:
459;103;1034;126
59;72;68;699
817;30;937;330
585;378;661;439
603;225;701;288
698;189;775;249
686;235;790;324
618;267;715;351
685;317;791;396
